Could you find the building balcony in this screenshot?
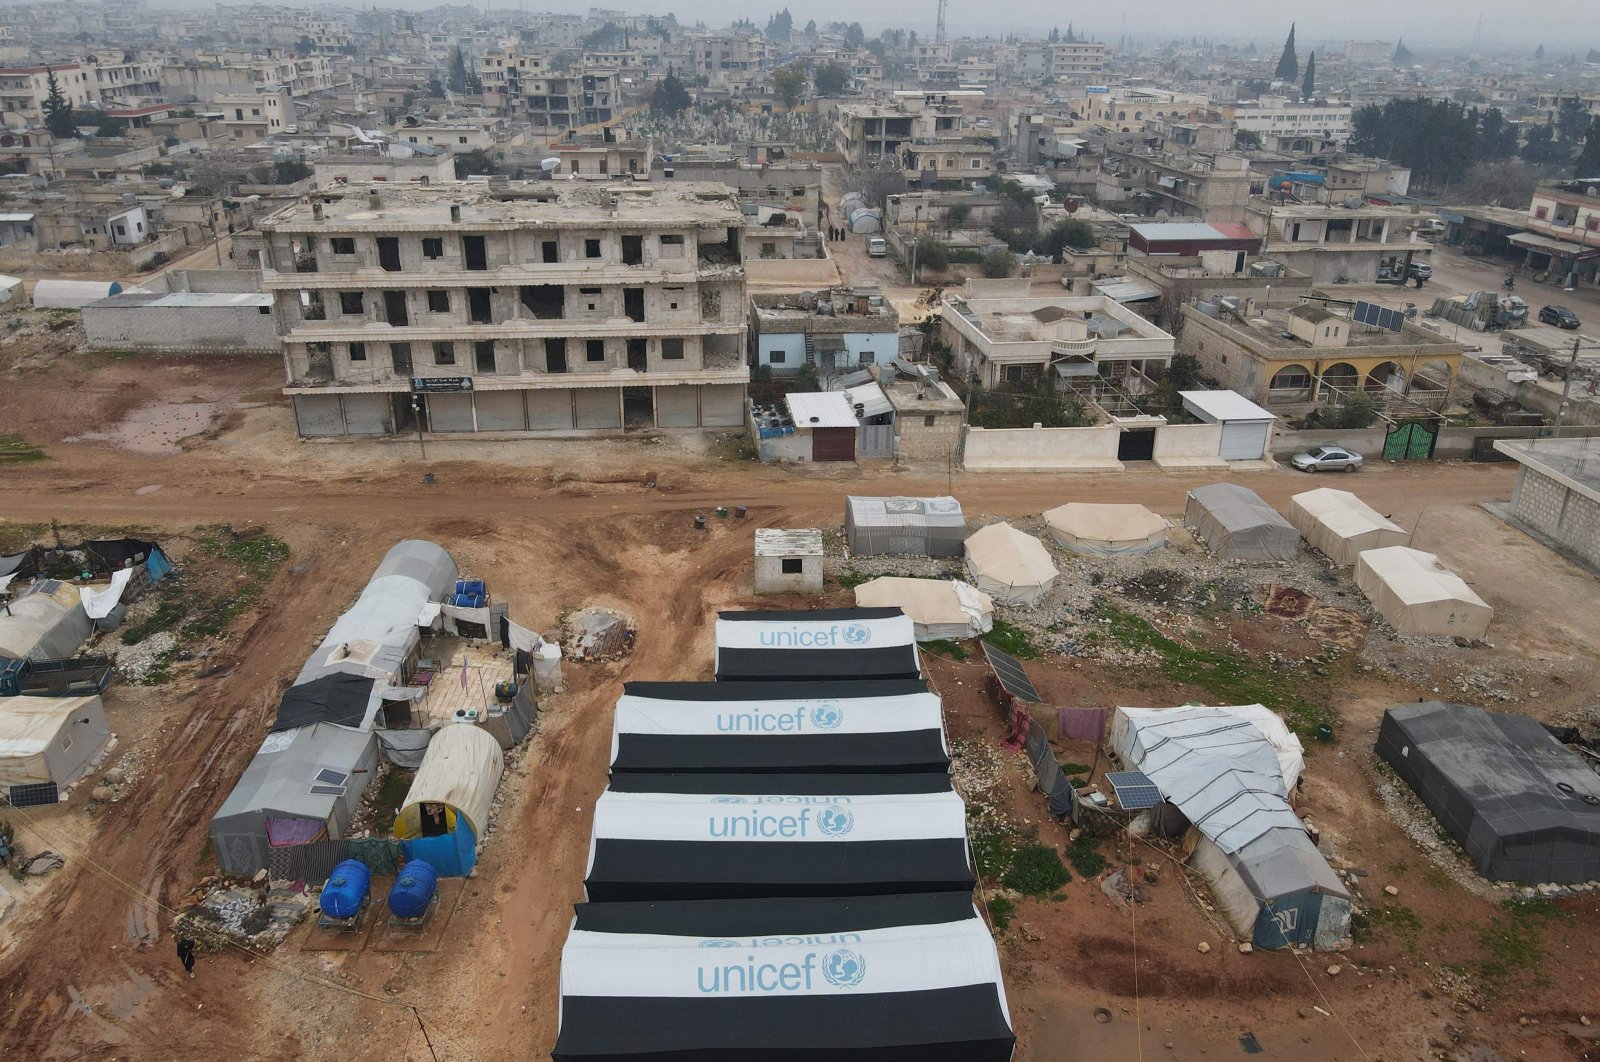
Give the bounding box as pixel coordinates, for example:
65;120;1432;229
280;318;747;343
284;364;751;393
261;261;731;288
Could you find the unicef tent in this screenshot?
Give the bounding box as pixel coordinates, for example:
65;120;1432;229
610;681;950;775
584;787;973;901
1355;546;1492;639
554;893;1016;1061
1043;502;1169;556
1288;488;1410;566
393;723;504;876
963;523;1059;606
1184;483;1300;562
1113;705;1350;950
853;578;993;641
714;609;922;683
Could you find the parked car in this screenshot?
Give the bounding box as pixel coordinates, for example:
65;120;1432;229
867;237;887;258
1539;305;1581;330
1290;445;1364;473
1407;261;1433;280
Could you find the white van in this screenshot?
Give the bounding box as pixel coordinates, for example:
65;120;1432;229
867;237;887;258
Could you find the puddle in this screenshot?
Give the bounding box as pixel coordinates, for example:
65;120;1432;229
134;484;162;495
69;402;222;455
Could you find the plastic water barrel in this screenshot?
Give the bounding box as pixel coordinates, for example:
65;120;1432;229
388;860;438;919
319;859;370;918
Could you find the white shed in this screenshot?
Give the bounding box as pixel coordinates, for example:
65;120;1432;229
32;279;126;310
753;528;825;594
1180;390;1276;461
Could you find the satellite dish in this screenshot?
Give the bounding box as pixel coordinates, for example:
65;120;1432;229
1155;209;1170;220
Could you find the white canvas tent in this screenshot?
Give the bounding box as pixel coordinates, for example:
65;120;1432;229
0;694;112;790
854;578;994;641
963;523;1059;605
1113;704;1349;950
1288;488;1410;566
0;580;94;661
1184;483;1300;561
1043;503;1168;556
1355;546;1492;639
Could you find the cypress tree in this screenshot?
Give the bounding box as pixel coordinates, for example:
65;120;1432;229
1274;24;1298;82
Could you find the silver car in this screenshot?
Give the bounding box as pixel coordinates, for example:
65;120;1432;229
1290;445;1364;473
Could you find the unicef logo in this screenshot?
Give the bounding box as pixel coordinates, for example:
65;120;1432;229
809;703;843;730
821;948;867;988
710;796;747;804
816;806;855;837
698;938;741;948
842;624;871;645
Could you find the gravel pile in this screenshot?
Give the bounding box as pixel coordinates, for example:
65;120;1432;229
115;630;176;683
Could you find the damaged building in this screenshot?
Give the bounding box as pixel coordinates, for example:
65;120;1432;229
257;180;749;436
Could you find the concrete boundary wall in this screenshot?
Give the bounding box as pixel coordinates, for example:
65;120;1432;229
1153;422;1225;469
963;425;1123;472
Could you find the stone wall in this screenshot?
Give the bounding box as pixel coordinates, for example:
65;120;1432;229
1511;467;1600;570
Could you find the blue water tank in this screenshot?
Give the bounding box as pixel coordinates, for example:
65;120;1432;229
319;859;370;918
388;859;438;919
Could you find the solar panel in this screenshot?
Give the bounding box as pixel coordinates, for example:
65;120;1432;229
980;640;1042;704
314;768;349;786
308;784;347;796
1107;771;1163;811
1352;299;1404;333
7;782;60;808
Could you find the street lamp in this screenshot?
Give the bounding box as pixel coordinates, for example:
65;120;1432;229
411;395;427;460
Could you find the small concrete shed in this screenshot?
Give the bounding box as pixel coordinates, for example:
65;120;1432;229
753;529;825;594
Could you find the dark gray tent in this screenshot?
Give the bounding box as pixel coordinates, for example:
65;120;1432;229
1184;483;1300;561
1377;702;1600;884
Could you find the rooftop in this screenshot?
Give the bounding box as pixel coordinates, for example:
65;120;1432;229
1193;303;1460;352
754;528;825;557
259;180;745;232
1493;438;1600;504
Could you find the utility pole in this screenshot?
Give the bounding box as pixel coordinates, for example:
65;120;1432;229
1553;334;1596;437
411;394;428;460
935;0;947;45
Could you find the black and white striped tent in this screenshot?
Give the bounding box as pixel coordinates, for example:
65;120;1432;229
714;608;922;682
583;786;974;902
553;893;1016;1061
610;681;950;775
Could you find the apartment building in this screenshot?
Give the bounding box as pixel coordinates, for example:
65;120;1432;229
834;92;995;184
1098;148;1253;224
257;181;749;437
1015;40;1109;83
88;56;164;106
1511;179;1600;289
479;51;620;134
0;64;96;130
1229;98;1354;144
1244;201;1434;284
212;87;294;141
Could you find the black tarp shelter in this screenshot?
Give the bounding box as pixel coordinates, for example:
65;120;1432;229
610;681;949;775
1377;701;1600;884
714;608;922;682
554;893;1015;1061
270;673;376;732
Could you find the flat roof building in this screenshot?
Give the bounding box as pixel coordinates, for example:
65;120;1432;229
1494;438;1600;574
257;180;749;437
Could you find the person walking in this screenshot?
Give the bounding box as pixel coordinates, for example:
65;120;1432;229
176;936;197;979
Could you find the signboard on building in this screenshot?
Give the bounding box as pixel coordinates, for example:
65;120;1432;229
1086;85;1110;94
411;376;474;393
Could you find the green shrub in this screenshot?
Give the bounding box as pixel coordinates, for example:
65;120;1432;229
1067;835;1107;877
1001;844;1070;896
988;894;1015;930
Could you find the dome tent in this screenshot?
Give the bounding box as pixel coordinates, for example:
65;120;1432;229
963;522;1059;605
394;723;504;876
1043;502;1169;556
854;577;994;641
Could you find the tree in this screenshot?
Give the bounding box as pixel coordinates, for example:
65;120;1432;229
765;9;792;41
272;159;313;184
1328;392;1378;429
1165;352;1203;391
1393;39;1413;66
453;148;503;179
812;62;849;97
447;47;470;94
770;62;807;109
981;249;1015;278
1274;24;1298;82
582;22;626;49
1520;123;1570;168
1576;118;1600;178
804;19;816;34
1234;129;1263;150
944;202;971;232
652;69;693;115
1455;160;1537;208
843;22;865;50
913;236;949;273
1556;99;1589;144
426;75;446;98
1301;51;1315;100
42;69;75;139
1534;45;1545;60
1478;107;1518;160
1038;218;1098;258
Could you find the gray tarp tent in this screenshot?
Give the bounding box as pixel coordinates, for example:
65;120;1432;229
0;581;94;661
1377;702;1600;884
0;694;112;792
845;496;967;557
1113;705;1350;950
209;722;380;877
1184;483;1300;562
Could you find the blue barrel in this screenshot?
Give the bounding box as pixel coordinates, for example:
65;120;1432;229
319;859;370;918
388;860;438;919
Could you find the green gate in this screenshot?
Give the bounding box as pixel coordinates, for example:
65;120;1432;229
1382;419;1438;460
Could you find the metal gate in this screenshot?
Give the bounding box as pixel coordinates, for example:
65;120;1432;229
1117;428;1156;462
859;423;895;457
1382;419;1438;460
811;427;856;462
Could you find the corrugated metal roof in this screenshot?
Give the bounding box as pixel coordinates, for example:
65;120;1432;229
1129;222;1219;241
0;212;36;222
784;391;858;429
754;528;824;557
1091;277;1161;303
843;381;893;418
1180;389;1276;423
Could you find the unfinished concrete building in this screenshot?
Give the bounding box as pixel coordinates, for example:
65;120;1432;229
257;180;749;436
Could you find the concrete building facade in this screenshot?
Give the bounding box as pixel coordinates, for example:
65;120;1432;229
750;287;899;378
257;180;749;437
1495;439;1600;573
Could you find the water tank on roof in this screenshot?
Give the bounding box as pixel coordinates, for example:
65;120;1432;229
388;860;437;919
319;859;370;919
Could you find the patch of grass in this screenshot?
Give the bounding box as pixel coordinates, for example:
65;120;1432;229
1474;913;1547;990
195;834;214;869
1095;605;1328;738
1001;844;1070;896
922;639;969;662
121;600;187;645
1504;897;1562;920
138;645;178;687
988;894;1015;931
967;813;1020;881
1060;761;1091;775
0;433;46;463
368;768;414;835
178;529;291;641
1066;834;1107;878
985;619;1039;660
1355;904;1424;952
